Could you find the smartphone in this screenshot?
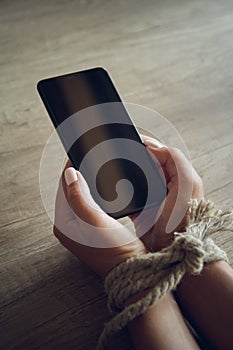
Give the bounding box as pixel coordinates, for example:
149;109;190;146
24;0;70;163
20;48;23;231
37;67;167;219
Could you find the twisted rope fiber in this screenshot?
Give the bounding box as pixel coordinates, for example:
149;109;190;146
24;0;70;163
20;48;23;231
96;200;233;350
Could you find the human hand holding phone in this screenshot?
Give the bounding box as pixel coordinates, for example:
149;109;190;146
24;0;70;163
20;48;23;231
53;160;146;278
130;135;204;252
53;138;204;276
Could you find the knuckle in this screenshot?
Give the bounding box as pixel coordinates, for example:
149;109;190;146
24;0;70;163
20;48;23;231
67;186;80;204
169;147;184;157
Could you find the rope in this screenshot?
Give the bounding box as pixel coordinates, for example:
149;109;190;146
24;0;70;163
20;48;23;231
96;199;233;349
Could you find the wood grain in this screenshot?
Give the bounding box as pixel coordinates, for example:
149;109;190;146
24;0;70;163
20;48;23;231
1;0;233;349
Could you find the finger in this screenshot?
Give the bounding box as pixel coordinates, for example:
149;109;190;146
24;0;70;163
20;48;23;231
141;136;170;180
55;165;139;249
146;146;194;184
142;144;170;186
128;145;170;223
64;167;111;227
141;147;195;234
142;134;167;149
142;137;195;187
153;148;195;233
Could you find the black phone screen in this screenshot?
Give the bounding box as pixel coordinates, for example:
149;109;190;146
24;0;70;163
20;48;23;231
37;68;167;218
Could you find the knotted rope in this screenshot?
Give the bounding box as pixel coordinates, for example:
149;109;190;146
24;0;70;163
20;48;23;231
97;199;233;350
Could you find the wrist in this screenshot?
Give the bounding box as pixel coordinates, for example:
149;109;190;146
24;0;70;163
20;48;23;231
153;232;174;252
123;286;154;307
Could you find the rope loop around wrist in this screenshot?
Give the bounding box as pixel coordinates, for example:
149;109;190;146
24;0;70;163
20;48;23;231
97;199;233;350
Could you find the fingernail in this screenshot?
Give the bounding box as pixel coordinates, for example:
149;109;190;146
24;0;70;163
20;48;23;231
64;167;78;186
145;139;166;149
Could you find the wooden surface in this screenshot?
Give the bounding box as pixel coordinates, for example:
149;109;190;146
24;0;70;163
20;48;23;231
1;0;233;349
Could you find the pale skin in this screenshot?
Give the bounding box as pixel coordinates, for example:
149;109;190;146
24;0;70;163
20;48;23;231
54;136;233;350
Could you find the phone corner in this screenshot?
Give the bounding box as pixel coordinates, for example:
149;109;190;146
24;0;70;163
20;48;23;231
36;79;43;93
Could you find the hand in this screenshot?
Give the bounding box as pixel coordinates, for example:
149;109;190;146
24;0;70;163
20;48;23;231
53;162;146;278
130;136;204;252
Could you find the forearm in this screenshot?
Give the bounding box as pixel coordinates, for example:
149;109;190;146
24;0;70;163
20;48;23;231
175;260;233;350
127;293;200;350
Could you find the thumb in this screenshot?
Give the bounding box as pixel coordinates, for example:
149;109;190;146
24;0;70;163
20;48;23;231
63;167;140;248
64;167;108;227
